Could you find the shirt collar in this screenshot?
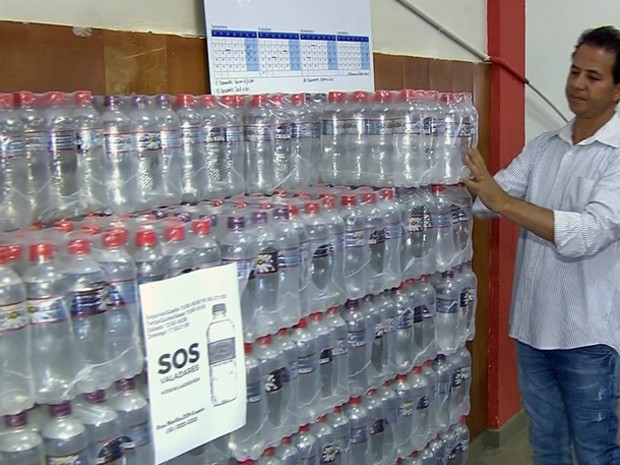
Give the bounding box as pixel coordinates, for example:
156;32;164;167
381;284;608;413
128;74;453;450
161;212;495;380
557;112;620;148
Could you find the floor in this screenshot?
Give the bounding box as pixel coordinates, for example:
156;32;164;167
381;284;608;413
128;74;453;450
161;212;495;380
469;428;532;465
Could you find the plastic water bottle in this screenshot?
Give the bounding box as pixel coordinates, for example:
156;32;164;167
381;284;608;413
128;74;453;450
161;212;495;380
133;229;167;285
379;380;398;447
207;303;238;406
291;317;320;423
447;184;473;263
163;225;197;277
345;396;370;465
313;415;337;465
100;229;144;382
13;91;54;221
360;192;386;295
152;94;184;206
42;402;90;465
218;95;246;197
448;347;471;423
295;423;318;465
198;94;228;199
401;187;435;279
433;355;452;432
421;91;443;184
0;247;33;416
415;275;437;362
273;328;300;430
75;390;125;465
439;93;462;183
288;93;320;188
366;90;394;187
309;312;334;412
393;90;426;187
344;91;371;186
273;206;301;327
320;196;346;306
452;417;469;465
328;405;350;465
175;94;205;203
460;262;477;341
429;185;456;272
73;91;107;214
393;373;414;456
276;436;300;465
434;271;462;356
109;377;153;465
221;216;257;342
287;204;310;317
320;92;348;185
303;201;332;312
341;195;369;299
191;219;222;269
392;285;414;374
0;411;44;465
341;300;369;395
366;388;395;465
324;307;350;406
229;343;266;460
65;238;113;393
362;294;385;384
245;94;276;194
25;243;83;404
0;93;32;232
376;291;397;377
410;366;431;452
269;94;293;189
377;189;402;290
100;96;139;213
261;446;283;465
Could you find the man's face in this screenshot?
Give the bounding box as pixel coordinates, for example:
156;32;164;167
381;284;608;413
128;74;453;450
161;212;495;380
565;43;620;118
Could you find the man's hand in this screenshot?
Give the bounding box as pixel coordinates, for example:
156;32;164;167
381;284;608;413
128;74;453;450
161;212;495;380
461;148;509;213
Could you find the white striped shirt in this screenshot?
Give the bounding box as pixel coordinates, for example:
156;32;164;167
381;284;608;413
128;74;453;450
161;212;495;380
474;112;620;352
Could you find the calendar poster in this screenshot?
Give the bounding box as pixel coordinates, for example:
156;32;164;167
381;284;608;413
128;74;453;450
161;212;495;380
204;0;374;94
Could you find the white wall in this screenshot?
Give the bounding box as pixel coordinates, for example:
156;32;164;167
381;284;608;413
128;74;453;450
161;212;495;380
0;0;487;61
526;0;620;140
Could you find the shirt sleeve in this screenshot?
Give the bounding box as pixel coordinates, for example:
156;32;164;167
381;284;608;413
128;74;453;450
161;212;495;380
554;154;620;258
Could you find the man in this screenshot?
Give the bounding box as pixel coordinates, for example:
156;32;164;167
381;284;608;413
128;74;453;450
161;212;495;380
464;26;620;465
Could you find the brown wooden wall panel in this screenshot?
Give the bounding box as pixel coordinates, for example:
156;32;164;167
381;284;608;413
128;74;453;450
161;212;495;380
0;20;492;440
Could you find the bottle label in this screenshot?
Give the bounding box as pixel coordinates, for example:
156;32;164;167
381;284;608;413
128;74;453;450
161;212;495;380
371;418;385;435
451;205;461;226
322;119;336;136
347;329;367;348
70;284;108;318
107;279;138;309
311;240;332;259
399;118;423;135
374;322;384;341
24;130;48;151
0;301;28;333
368;119;391;136
249;249;278;278
335;233;345;252
408;209;432;233
416;396;429;410
245;124;272;142
396;309;413;329
368;228;386;245
136;131;162;151
320;348;333;365
247;380;262;403
398;401;414;417
222;258;253;281
281;359;298;382
275;122;292;140
459;118;473;137
265;368;284;393
224;126;243;143
434;212;451;229
27;297;68;325
333;338;348;356
423;117;441;135
444;121;460;138
459;289;470;309
105;133;136;155
460;365;472;380
345;230;365;248
290;122;314;139
95;437;125;464
383;316;395;333
300;241;311;266
350;426;369;444
452;369;463;388
277;247;300;269
161;129;182;149
422;304;433;320
460;206;472;224
413;305;424;324
384;223;401;240
181;126;202;148
438;379;451;395
49;129;77;152
321;443;338;464
436;297;458;314
47;451;90;465
120;421;151;450
205;126;225;144
0;133;26;159
208;337;236;365
297;353;317;375
76;128;103;153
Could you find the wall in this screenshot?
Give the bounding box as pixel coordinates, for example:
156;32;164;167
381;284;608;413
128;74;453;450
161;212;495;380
0;0;487;60
525;0;620;140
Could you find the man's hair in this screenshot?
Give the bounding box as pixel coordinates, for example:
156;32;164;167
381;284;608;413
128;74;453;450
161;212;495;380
575;26;620;84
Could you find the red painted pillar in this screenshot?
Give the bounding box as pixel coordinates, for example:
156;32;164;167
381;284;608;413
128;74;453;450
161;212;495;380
486;0;526;429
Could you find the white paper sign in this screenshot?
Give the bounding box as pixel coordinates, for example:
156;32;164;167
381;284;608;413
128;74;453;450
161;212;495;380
204;0;374;94
139;264;246;464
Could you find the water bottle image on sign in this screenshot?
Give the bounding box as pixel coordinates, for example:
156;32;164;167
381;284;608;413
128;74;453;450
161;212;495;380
207;303;238;407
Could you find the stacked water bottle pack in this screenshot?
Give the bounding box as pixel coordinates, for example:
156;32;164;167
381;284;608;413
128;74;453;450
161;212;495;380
0;89;476;232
